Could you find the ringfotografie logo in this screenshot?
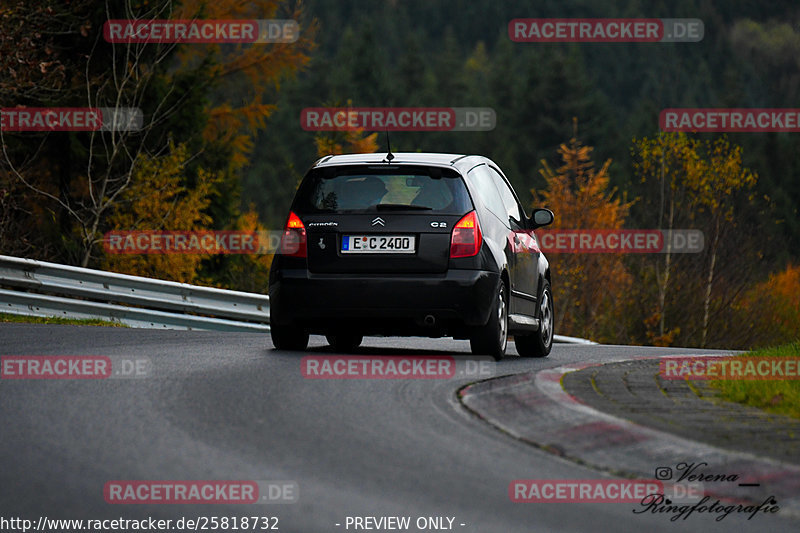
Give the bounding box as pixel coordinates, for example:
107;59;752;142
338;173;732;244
635;462;778;521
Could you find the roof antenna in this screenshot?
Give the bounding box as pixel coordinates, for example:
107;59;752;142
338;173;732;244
384;130;394;162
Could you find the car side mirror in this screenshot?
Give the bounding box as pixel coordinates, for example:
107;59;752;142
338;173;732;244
529;208;554;228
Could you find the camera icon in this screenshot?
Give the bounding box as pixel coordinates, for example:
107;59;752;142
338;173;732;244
655;467;673;480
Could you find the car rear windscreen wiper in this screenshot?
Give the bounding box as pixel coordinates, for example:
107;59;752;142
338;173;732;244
373;204;432;211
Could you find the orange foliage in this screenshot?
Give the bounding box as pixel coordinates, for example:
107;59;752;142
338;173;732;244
224;206;274;293
313;100;379;156
739;264;800;345
633;133;758;347
315;129;379;157
174;0;317;170
534;121;633;341
762;264;800;334
101;142;219;283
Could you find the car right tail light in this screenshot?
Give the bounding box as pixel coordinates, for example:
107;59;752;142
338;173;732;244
281;211;307;257
450;211;482;258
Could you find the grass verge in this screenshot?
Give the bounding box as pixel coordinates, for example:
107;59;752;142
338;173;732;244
0;312;126;327
709;341;800;419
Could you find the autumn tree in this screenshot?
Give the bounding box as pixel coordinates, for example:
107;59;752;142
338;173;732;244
735;264;800;347
632;133;758;347
0;0;95;258
101;144;275;289
314;128;379;157
215;207;274;293
174;0;317;171
313;101;379;157
1;0;316;282
683;137;757;346
100;141;219;283
631;133;697;345
534;120;633;341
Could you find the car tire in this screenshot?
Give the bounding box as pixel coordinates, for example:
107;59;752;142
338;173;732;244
470;280;508;361
270;324;309;351
515;279;553;358
325;332;363;352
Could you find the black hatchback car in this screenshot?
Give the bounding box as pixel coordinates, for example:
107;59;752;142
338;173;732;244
269;152;555;359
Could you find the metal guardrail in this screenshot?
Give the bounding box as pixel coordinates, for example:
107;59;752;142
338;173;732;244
552;334;597;345
0;254;595;342
0;255;269;332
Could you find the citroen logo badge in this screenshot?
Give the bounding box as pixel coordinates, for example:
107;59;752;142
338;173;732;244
371;217;385;227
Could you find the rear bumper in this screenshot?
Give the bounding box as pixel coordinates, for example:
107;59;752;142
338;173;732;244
269;268;498;335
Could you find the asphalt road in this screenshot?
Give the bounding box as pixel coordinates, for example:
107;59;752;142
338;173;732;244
1;323;798;532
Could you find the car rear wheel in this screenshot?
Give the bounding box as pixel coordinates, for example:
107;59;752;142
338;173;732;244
515;279;553;358
270;324;309;351
470;280;508;361
325;332;363;352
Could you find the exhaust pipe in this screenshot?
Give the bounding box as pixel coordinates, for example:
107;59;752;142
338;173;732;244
424;315;436;326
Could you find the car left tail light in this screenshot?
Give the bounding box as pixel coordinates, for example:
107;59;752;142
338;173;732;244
281;211;306;257
450;211;482;258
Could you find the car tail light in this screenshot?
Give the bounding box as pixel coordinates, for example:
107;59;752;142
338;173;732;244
450;211;482;258
281;211;306;257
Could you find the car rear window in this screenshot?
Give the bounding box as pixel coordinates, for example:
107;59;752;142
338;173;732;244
298;166;473;214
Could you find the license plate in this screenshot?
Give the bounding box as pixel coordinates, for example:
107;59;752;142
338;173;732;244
341;235;415;254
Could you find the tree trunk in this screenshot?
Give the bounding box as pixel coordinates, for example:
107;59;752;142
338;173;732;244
658;153;673;339
701;216;720;348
